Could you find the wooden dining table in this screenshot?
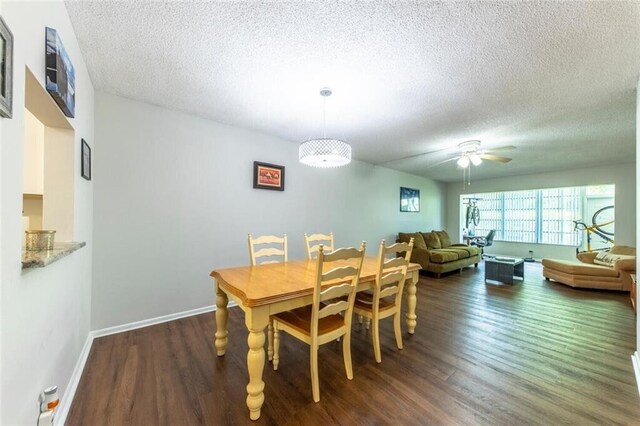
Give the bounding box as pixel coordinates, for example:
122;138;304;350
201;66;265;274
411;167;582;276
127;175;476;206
210;256;422;420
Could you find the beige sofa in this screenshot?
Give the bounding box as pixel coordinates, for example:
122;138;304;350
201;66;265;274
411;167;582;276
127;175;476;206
541;246;636;291
398;230;481;278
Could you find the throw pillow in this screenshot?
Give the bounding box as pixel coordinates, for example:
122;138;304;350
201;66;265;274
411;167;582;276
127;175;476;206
593;251;611;266
593;251;635;266
421;232;441;249
433;230;452;248
399;232;427;250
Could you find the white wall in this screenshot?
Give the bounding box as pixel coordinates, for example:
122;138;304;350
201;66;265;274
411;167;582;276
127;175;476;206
446;163;636;261
0;2;94;425
636;76;639;353
23;109;44;195
92;92;445;329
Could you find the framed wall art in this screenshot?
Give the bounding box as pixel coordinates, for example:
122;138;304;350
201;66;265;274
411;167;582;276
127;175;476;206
81;139;91;181
400;187;420;212
0;16;13;118
253;161;284;191
45;27;75;118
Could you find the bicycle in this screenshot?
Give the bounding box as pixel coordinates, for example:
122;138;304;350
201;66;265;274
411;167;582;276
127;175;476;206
464;198;481;229
573;205;615;253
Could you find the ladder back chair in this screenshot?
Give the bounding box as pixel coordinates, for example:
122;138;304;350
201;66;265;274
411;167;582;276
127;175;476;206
304;232;334;260
353;238;414;363
272;242;366;402
248;233;288;265
247;233;288;361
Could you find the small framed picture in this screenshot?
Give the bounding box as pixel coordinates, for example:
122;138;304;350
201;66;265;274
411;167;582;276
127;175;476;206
0;16;14;118
253;161;284;191
400;187;420;212
81;139;91;181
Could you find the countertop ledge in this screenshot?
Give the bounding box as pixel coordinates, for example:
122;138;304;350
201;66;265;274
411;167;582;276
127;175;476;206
22;241;86;269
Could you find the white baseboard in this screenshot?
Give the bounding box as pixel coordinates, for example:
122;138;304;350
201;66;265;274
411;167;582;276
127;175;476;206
92;304;216;338
632;351;640;396
55;333;93;425
54;303;227;425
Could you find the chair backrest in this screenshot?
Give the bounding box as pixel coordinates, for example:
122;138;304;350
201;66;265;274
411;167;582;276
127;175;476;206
311;242;366;336
374;238;414;307
304;232;335;260
248;233;288;265
485;230;496;246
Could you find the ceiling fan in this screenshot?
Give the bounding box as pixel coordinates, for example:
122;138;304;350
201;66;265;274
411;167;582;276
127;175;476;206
380;140;515;168
448;140;514;169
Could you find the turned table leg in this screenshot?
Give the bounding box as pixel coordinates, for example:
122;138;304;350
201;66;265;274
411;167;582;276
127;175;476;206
214;283;229;356
245;308;269;420
405;271;418;334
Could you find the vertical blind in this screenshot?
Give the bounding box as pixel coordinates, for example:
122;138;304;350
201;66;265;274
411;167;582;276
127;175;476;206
504;190;537;242
540;187;582;245
474;192;502;239
470;187;583;245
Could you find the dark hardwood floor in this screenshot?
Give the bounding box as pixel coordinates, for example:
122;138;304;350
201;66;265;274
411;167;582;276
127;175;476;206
67;262;640;425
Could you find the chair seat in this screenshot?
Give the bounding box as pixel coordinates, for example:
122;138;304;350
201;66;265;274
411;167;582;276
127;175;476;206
272;306;344;336
354;292;395;313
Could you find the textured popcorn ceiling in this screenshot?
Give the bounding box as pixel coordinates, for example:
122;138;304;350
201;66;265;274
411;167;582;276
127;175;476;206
65;1;640;182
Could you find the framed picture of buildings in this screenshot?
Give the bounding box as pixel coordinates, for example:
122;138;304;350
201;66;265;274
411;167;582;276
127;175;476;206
45;27;75;118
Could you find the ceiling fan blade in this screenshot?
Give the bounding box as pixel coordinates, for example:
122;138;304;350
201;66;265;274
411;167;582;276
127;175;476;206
484;145;516;153
377;145;457;165
480;154;512;163
425;156;460;169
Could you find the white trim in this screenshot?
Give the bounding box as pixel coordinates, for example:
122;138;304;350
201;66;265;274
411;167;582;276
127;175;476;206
54;304;228;425
92;304;217;338
55;333;94;425
632;351;640;396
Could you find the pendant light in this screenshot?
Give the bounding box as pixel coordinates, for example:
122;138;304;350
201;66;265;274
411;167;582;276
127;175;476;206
299;88;352;168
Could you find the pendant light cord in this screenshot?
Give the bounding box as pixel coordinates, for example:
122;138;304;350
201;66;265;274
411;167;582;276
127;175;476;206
322;95;327;139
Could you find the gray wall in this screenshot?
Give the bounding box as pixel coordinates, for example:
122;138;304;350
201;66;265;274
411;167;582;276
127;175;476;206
446;163;636;261
1;2;95;424
93;93;446;329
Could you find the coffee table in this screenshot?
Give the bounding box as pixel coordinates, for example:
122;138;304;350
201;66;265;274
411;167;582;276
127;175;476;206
485;257;525;284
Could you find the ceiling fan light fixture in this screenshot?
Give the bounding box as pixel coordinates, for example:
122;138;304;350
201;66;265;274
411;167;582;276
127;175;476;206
470;154;482;166
299;88;351;168
457;156;470;168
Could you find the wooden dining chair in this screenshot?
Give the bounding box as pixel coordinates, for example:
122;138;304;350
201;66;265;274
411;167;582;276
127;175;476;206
248;233;288;265
353;238;414;363
304;232;334;259
271;242;366;402
247;233;288;362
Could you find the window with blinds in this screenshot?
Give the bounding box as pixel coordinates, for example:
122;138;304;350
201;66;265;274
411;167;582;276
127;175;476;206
504;190;537;242
466;186;603;246
540;187;582;245
473;192;502;239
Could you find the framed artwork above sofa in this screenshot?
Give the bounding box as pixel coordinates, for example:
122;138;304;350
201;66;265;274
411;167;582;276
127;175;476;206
400;187;420;212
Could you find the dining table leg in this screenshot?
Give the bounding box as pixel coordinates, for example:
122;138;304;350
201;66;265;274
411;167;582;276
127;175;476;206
246;307;269;420
214;282;229;356
405;270;418;334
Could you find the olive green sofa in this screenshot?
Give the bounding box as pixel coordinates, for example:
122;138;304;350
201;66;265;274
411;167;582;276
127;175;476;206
398;230;482;278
